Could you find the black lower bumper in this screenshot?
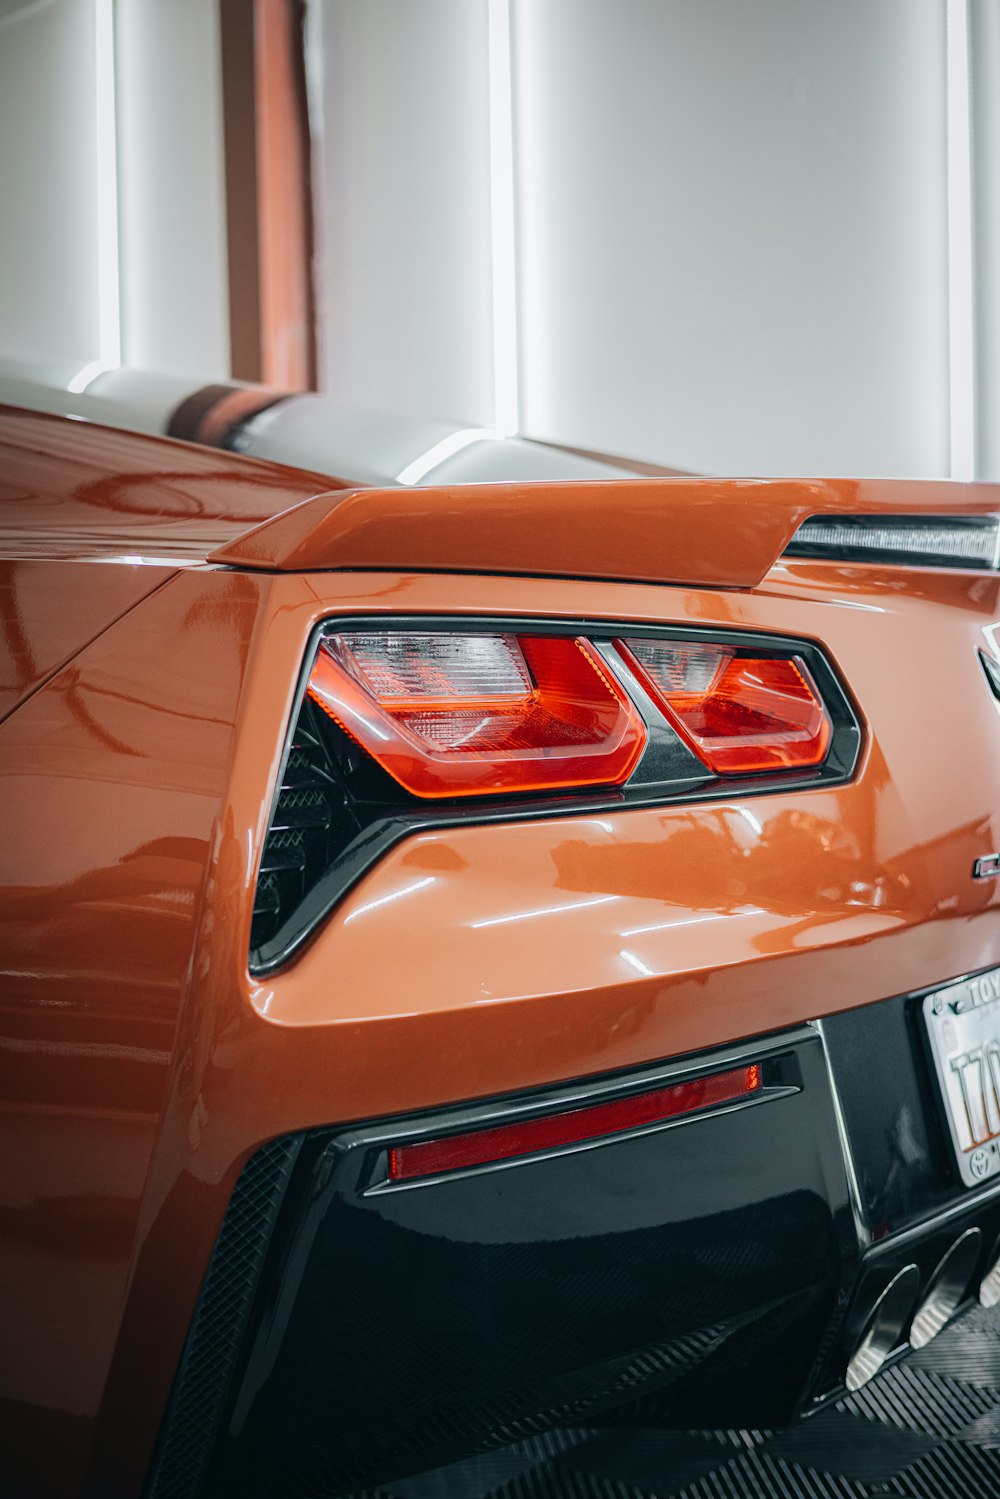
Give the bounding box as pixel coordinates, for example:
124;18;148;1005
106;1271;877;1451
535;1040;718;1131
145;981;1000;1499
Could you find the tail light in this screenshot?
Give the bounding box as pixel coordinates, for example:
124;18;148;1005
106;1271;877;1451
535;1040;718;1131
307;632;646;797
250;620;860;971
617;639;832;774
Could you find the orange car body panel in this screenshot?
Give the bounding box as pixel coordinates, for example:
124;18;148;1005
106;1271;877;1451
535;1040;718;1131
0;559;176;722
2;408;1000;1494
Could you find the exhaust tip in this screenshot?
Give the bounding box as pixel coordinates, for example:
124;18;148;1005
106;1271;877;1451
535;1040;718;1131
910;1228;982;1348
846;1264;920;1392
980;1230;1000;1307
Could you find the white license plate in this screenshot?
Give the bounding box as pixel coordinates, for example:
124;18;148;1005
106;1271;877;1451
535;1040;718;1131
924;969;1000;1188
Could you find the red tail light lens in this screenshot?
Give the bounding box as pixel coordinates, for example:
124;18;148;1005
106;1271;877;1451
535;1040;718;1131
618;639;832;774
388;1063;762;1181
307;631;647;798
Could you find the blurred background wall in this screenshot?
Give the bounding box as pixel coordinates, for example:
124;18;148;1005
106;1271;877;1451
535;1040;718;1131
0;0;997;479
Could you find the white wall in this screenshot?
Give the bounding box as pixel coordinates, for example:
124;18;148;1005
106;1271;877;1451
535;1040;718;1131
972;0;1000;481
116;0;230;378
309;0;495;426
0;0;996;484
0;0;229;385
0;0;100;368
514;0;950;479
309;0;969;480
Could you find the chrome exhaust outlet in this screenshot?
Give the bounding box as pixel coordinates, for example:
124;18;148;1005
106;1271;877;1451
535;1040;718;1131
845;1264;920;1392
980;1230;1000;1307
910;1228;982;1348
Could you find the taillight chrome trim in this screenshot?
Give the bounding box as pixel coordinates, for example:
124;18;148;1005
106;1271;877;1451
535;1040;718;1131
249;615;863;976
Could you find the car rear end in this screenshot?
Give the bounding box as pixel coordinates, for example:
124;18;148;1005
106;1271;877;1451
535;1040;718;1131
137;503;1000;1497
5;424;1000;1497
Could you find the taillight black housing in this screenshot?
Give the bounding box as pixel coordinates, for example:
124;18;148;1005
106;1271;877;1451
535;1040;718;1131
250;617;862;973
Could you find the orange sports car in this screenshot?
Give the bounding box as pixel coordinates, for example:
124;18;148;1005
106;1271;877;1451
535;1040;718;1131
4;402;1000;1497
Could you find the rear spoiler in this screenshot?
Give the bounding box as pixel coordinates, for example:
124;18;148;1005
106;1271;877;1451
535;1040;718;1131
209;477;1000;589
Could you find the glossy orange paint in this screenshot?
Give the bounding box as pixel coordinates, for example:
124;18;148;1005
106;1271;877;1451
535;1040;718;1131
0;568;265;1496
0;559;175;722
3;416;1000;1496
211;473;1000;586
0;404;346;561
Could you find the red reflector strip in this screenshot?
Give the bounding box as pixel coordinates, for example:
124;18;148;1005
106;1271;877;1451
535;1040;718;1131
387;1063;761;1182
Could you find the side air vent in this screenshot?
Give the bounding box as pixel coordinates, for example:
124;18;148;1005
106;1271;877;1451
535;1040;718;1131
250;709;360;949
145;1135;301;1499
784;514;1000;570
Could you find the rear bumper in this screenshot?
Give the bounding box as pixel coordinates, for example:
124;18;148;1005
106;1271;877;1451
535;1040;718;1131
147;977;1000;1499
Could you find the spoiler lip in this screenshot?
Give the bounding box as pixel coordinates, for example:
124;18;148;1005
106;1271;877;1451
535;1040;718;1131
208;476;1000;589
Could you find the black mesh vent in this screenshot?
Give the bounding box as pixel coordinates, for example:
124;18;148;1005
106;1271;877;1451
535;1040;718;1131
145;1135;301;1499
250;702;362;950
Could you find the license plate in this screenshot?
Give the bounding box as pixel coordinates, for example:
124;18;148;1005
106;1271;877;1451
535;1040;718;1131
924;969;1000;1188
